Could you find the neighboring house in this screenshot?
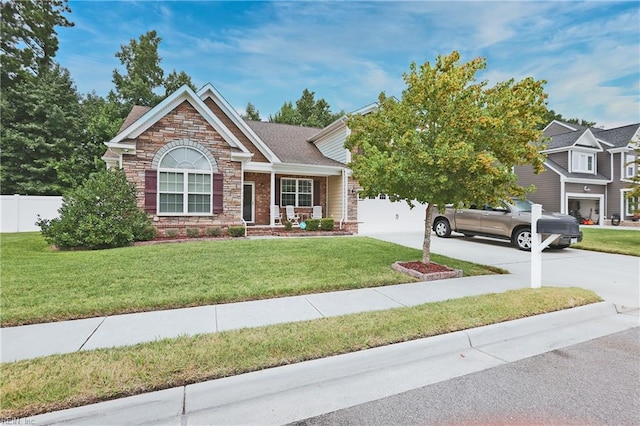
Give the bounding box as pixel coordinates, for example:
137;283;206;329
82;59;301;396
102;84;360;236
515;120;639;225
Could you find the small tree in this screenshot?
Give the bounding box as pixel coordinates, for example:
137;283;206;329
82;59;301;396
346;51;548;264
37;169;156;249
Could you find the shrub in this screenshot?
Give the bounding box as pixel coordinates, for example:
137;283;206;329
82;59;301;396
228;226;245;237
305;219;320;231
186;228;200;238
164;228;179;238
283;220;293;231
36;170;156;249
320;218;335;231
205;227;222;237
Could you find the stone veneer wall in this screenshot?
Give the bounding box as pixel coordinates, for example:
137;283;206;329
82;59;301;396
123;101;243;236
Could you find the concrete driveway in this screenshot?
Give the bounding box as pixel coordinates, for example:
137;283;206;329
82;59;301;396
364;230;640;309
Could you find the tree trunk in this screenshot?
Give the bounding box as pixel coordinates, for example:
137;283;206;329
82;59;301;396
422;203;435;264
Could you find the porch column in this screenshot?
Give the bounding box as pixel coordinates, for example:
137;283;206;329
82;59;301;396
270;171;276;226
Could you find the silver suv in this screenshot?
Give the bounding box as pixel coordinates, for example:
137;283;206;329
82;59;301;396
432;199;583;250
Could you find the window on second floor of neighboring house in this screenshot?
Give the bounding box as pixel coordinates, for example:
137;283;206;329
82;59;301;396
571;151;595;174
624;153;636;179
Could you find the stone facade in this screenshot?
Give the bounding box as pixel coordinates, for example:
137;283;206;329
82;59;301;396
122;101;244;236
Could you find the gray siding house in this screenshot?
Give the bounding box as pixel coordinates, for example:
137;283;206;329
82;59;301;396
515;120;639;225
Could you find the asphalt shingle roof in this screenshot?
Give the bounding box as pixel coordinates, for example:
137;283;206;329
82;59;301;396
545;158;610;181
246;120;346;167
544;121;639;151
592;123;640;148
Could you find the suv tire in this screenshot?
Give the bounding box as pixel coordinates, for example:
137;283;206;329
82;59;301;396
514;228;532;251
434;218;452;237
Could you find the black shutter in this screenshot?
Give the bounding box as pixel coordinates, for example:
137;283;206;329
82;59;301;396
212;173;224;213
144;170;157;213
275;177;281;206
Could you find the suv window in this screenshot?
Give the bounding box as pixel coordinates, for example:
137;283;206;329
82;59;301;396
511;199;533;212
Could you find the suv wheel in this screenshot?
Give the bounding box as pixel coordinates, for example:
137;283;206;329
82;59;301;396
514;228;532;251
434;218;451;237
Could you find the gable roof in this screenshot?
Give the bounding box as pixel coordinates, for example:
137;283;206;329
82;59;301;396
542;120;640;152
118;105;151;133
106;85;249;154
246;120;345;167
545;158;610;183
592;123;640;148
197;83;280;163
543;128;603;152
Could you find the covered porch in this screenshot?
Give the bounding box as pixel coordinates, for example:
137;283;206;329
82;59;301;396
241;165;358;231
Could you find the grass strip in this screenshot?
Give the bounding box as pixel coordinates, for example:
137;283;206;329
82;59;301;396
573;227;640;256
0;234;505;326
0;287;600;419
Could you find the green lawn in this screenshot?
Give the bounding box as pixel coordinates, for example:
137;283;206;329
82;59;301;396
0;233;504;326
0;287;600;419
574;227;640;256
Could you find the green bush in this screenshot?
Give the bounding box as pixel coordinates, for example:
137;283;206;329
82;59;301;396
320;218;335;231
283;220;293;231
305;219;320;231
186;228;200;238
36;169;156;249
164;229;179;238
228;226;245;237
205;227;221;237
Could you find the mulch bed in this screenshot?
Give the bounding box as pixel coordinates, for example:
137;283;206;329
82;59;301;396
392;261;463;281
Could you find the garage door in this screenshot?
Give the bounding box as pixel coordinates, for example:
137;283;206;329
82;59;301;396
357;196;428;234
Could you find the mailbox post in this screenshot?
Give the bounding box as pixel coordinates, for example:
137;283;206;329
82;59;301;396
531;204;562;289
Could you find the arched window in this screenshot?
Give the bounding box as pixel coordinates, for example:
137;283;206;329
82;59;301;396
158;147;212;214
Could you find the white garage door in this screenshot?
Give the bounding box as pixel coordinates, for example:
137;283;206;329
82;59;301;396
358;196;428;234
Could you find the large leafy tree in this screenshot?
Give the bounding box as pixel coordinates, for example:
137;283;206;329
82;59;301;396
0;0;73;89
269;89;343;127
112;30;165;107
346;51;548;264
164;70;196;96
112;31;196;107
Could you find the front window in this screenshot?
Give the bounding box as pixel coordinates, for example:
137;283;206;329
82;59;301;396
571;151;595;173
626;196;639;216
281;178;312;207
625;153;636;179
158;147;212;214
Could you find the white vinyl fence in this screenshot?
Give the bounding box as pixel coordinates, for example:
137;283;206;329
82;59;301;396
1;195;63;232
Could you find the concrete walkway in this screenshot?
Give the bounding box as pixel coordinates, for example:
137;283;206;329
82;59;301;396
2;231;639;424
2;273;530;363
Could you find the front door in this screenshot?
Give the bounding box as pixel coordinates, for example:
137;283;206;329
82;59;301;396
242;183;254;223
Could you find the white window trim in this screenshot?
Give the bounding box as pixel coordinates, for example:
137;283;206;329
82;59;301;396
624;193;639;216
570;151;596;174
622;152;636;180
157;147;213;216
280;178;313;207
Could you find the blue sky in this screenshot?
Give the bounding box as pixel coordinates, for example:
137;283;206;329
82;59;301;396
56;1;639;128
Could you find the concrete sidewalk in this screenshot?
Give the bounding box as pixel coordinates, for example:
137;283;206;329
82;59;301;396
2;273;528;363
23;302;639;425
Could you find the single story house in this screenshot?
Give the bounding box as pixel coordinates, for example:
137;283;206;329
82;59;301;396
102;84;360;236
515;120;639;225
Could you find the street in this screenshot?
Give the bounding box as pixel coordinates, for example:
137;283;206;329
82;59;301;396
294;327;640;425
